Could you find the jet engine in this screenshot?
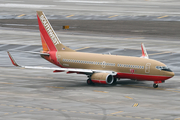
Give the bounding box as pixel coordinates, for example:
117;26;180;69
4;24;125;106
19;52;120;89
91;73;114;84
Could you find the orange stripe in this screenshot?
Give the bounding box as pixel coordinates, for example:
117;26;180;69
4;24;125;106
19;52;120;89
37;14;57;51
40;33;49;51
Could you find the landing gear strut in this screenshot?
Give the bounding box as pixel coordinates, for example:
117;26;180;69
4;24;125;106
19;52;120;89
87;79;94;85
111;78;117;85
153;84;158;88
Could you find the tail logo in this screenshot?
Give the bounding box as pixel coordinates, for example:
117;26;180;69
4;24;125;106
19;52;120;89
40;15;60;45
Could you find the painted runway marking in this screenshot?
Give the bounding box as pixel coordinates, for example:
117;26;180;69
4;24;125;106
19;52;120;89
125;96;133;99
46;86;64;89
17;14;25;17
108;15;118;18
0;103;161;119
133;103;139;107
124;37;144;40
66;15;74;18
8;45;31;50
32;47;42;52
0;44;8;48
0;82;13;84
125;85;180;94
0;4;54;8
0;73;179;95
149;51;172;56
110;111;123;114
158;15;168;19
93;90;108;93
75;46;90;51
145;118;152;119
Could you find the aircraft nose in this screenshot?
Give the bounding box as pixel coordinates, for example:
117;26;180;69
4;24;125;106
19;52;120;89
169;72;175;77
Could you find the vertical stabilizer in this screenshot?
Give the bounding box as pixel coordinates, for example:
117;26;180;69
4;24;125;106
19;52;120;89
140;43;149;59
37;11;75;52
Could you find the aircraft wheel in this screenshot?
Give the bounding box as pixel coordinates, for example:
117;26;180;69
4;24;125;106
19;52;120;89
153;84;158;88
87;79;94;85
111;78;117;85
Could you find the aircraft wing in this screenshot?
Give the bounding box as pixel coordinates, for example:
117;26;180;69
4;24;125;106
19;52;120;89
8;50;50;56
7;52;116;76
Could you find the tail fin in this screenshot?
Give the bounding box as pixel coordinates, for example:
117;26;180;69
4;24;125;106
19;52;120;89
140;43;149;59
37;11;75;52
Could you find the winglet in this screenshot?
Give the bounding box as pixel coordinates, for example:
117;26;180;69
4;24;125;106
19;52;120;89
7;51;20;67
140;43;149;59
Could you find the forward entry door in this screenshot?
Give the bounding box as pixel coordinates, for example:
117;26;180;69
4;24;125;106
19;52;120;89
145;63;151;74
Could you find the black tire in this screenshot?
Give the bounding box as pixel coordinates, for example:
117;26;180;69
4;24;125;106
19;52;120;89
111;78;117;85
153;84;158;88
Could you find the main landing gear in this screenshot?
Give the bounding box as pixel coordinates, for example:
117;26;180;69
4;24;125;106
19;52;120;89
111;78;117;85
153;84;158;88
87;79;94;85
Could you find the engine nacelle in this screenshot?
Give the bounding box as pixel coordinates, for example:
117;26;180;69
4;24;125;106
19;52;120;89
91;73;114;84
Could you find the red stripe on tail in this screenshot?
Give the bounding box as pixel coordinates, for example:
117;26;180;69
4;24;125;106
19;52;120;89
37;15;57;51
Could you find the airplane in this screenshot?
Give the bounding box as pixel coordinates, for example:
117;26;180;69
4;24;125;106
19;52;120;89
7;11;174;88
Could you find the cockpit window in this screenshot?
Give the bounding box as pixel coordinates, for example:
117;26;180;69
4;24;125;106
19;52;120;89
156;66;172;72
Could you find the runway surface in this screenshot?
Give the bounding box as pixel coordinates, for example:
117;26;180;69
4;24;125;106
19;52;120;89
0;0;180;21
0;26;180;120
1;0;180;120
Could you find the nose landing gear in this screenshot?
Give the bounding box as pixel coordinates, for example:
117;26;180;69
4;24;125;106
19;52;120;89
153;80;165;88
153;84;158;88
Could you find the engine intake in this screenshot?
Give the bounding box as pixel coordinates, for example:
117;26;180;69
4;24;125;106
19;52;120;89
91;73;114;84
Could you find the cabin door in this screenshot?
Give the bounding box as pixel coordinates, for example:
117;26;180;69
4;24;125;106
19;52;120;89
145;63;151;74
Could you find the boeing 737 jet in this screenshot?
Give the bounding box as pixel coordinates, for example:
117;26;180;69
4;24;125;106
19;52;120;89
7;11;174;88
